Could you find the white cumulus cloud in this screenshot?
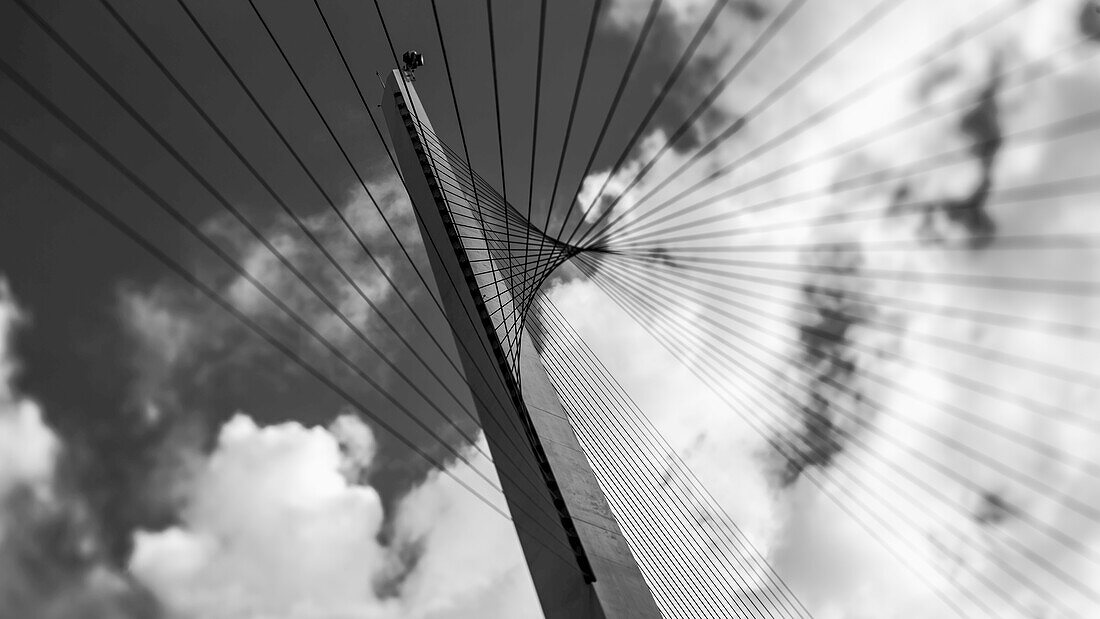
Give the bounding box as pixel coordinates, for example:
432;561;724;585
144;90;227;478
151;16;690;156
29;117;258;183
129;413;541;619
0;278;59;525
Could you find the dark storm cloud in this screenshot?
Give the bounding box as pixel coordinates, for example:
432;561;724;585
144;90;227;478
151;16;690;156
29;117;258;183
732;0;769;23
891;62;1004;250
644;42;732;154
941;65;1002;246
1;274;188;569
779;243;869;486
0;487;161;618
1080;0;1100;41
974;490;1016;526
372;528;425;601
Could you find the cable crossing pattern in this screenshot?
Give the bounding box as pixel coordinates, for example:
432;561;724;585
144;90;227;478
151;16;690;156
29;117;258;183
2;0;1098;617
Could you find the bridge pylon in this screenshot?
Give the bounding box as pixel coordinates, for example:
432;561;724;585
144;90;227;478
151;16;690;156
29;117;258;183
382;69;661;619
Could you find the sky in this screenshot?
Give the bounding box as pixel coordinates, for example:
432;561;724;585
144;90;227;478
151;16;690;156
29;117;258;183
1;0;1100;617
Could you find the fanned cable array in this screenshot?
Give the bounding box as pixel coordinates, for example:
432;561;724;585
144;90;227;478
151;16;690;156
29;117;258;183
394;109;581;375
392;91;816;614
529;297;813;618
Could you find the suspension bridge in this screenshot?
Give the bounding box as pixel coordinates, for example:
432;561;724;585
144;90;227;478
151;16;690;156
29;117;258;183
1;0;1099;617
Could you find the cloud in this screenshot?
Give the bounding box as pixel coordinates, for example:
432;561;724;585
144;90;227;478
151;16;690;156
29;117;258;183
0;278;159;618
563;0;1100;615
129;414;393;618
575;131;672;231
195;177;421;362
0;278;59;529
129;414;540;619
